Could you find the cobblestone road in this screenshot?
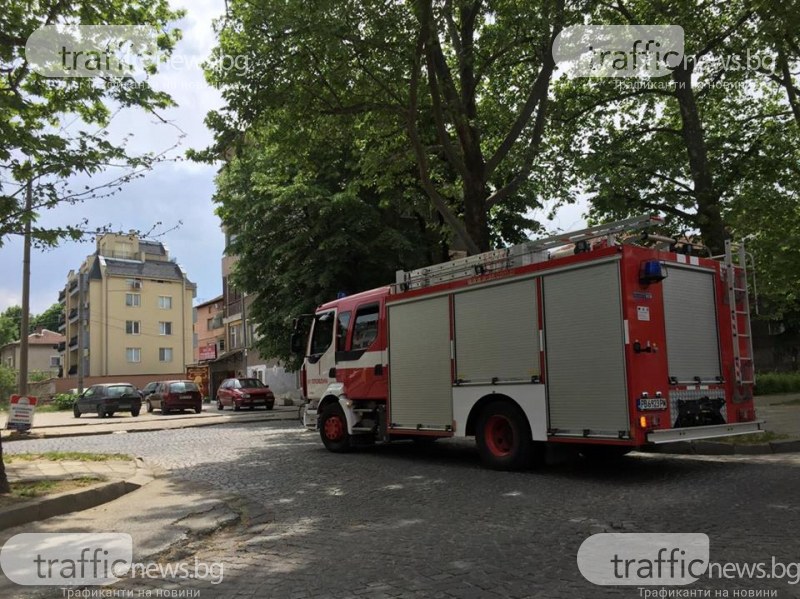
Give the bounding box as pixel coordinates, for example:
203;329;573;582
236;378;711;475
4;422;800;599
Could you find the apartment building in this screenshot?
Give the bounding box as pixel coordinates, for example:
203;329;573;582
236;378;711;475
58;233;196;377
193;295;224;363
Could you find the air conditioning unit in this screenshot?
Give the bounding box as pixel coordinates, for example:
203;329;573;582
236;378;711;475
131;280;142;289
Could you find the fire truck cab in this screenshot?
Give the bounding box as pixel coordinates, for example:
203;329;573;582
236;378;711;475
293;216;763;470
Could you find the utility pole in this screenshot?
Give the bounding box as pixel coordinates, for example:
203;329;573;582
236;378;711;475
18;178;32;397
77;272;85;394
241;293;248;376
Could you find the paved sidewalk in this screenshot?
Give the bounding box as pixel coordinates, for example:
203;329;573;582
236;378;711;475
754;393;800;438
1;405;299;441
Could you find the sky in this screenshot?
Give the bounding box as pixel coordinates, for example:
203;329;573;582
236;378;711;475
0;0;587;317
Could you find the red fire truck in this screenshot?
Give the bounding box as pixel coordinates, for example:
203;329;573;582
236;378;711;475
291;215;762;469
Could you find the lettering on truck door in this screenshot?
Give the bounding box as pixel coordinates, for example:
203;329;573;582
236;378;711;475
306;310;336;400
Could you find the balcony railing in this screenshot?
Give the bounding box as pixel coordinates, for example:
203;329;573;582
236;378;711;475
68;336;78;348
68;308;78;321
58;289;66;303
57;341;66;352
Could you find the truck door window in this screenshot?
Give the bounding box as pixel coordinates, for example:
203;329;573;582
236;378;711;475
337;311;351;351
310;311;335;356
351;304;379;350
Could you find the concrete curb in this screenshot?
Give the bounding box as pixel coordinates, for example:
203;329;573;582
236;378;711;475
648;439;800;456
0;458;154;532
3;413;300;443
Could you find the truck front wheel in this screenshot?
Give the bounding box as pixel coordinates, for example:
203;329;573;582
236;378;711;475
320;403;350;453
476;401;533;470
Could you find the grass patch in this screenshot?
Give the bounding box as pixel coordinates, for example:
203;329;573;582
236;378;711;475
0;477;104;507
755;372;800;395
3;452;130;463
714;431;790;445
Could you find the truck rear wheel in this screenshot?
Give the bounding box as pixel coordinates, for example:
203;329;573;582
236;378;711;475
476;401;533;470
320;403;350;453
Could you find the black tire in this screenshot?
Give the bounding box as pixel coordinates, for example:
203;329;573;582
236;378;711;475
131;409;140;417
162;405;170;415
107;411;115;418
146;400;153;413
233;402;241;412
319;403;350;453
216;398;224;411
475;401;534;471
96;405;105;418
194;405;202;414
73;405;81;418
267;403;274;411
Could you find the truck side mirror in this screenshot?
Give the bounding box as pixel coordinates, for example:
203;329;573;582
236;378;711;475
290;332;305;355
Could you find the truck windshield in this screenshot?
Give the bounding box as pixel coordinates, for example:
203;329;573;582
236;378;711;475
310;311;335;355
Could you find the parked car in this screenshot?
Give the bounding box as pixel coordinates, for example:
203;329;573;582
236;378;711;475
147;380;203;415
139;381;159;402
73;383;141;418
216;378;275;411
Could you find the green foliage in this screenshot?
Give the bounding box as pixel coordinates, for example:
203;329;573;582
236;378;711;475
548;0;800;319
755;372;800;396
51;393;78;411
0;0;185;247
0;306;22;346
0;365;16;404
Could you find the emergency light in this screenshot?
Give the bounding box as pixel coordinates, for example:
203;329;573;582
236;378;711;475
639;260;667;284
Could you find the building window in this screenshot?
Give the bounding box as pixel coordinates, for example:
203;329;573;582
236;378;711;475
230;324;240;349
125;293;141;307
158;296;172;309
125;320;141;335
50;356;61;367
159;321;172;336
126;348;141;363
159;347;173;362
126;278;142;290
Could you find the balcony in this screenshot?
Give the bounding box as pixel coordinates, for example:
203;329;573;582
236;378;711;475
68;335;78;348
57;341;66;352
68;365;77;375
68;280;78;295
226;298;242;319
58;289;66;303
68;308;78;322
58;313;66;331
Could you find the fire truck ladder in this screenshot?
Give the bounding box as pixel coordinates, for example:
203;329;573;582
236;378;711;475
721;240;755;386
394;214;664;292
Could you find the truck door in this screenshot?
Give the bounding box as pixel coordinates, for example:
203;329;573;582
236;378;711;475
305;310;337;400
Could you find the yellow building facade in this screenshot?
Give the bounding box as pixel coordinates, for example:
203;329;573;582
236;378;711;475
59;233;196;378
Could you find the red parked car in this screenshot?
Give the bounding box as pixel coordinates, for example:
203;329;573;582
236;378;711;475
146;380;203;415
216;378;275;411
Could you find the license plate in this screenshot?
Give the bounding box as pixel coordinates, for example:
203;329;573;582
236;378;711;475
180;395;192;400
637;397;667;411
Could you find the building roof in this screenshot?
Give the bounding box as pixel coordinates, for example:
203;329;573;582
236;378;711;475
103;259;197;289
194;295;224;309
0;329;65;351
139;240;167;256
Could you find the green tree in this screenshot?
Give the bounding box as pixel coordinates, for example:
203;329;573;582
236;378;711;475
201;0;569;254
548;0;800;320
0;306;22;346
30;303;62;332
0;0;184;247
213;115;442;366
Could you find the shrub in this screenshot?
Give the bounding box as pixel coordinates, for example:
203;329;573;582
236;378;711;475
51;393;77;410
754;372;800;396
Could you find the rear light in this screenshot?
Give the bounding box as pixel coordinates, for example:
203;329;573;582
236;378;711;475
638;415;661;429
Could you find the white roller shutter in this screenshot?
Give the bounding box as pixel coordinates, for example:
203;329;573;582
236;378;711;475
454;279;540;384
662;267;721;383
388;296;452;429
543;261;629;435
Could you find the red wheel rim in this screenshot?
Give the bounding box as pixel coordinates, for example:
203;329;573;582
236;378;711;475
485;415;514;457
324;414;345;441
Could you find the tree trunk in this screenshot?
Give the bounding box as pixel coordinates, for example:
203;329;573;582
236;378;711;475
672;64;727;254
463;178;490;253
0;439;10;494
